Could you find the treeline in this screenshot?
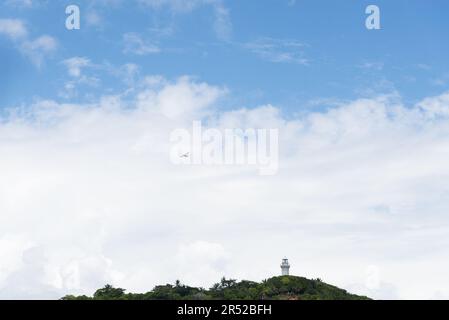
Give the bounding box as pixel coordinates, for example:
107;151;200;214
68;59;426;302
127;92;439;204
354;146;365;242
62;276;370;300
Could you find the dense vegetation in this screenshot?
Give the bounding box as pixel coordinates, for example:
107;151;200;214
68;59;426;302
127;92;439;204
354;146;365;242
62;276;370;300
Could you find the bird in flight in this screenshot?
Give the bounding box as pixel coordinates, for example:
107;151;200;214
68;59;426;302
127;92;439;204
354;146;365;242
180;152;190;158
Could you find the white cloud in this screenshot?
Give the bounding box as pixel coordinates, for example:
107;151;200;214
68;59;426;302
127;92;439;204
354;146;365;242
20;35;57;67
123;33;160;55
175;241;230;287
1;77;449;299
245;38;309;65
62;57;91;78
359;61;384;71
417;91;449;118
85;11;103;28
0;19;27;39
212;2;232;41
431;73;449;87
0;18;57;67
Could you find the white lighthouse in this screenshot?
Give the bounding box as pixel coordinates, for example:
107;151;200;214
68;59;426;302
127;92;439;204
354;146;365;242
280;258;290;276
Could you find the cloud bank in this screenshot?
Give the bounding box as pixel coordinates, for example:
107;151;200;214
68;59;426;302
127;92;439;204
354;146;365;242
1;77;449;299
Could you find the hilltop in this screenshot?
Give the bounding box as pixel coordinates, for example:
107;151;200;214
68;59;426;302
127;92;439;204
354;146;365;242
62;276;370;300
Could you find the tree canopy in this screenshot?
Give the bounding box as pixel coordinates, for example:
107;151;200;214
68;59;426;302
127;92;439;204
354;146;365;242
61;276;370;300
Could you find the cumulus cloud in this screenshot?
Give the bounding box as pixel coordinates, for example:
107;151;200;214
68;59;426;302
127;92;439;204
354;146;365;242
1;76;449;299
212;2;232;41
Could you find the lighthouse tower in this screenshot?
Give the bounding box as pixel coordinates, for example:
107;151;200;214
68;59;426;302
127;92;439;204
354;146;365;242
280;258;290;276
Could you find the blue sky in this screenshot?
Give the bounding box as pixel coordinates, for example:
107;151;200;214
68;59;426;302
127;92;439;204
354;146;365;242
1;0;449;113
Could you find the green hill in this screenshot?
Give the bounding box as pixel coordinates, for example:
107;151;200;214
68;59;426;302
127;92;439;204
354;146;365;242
62;276;370;300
